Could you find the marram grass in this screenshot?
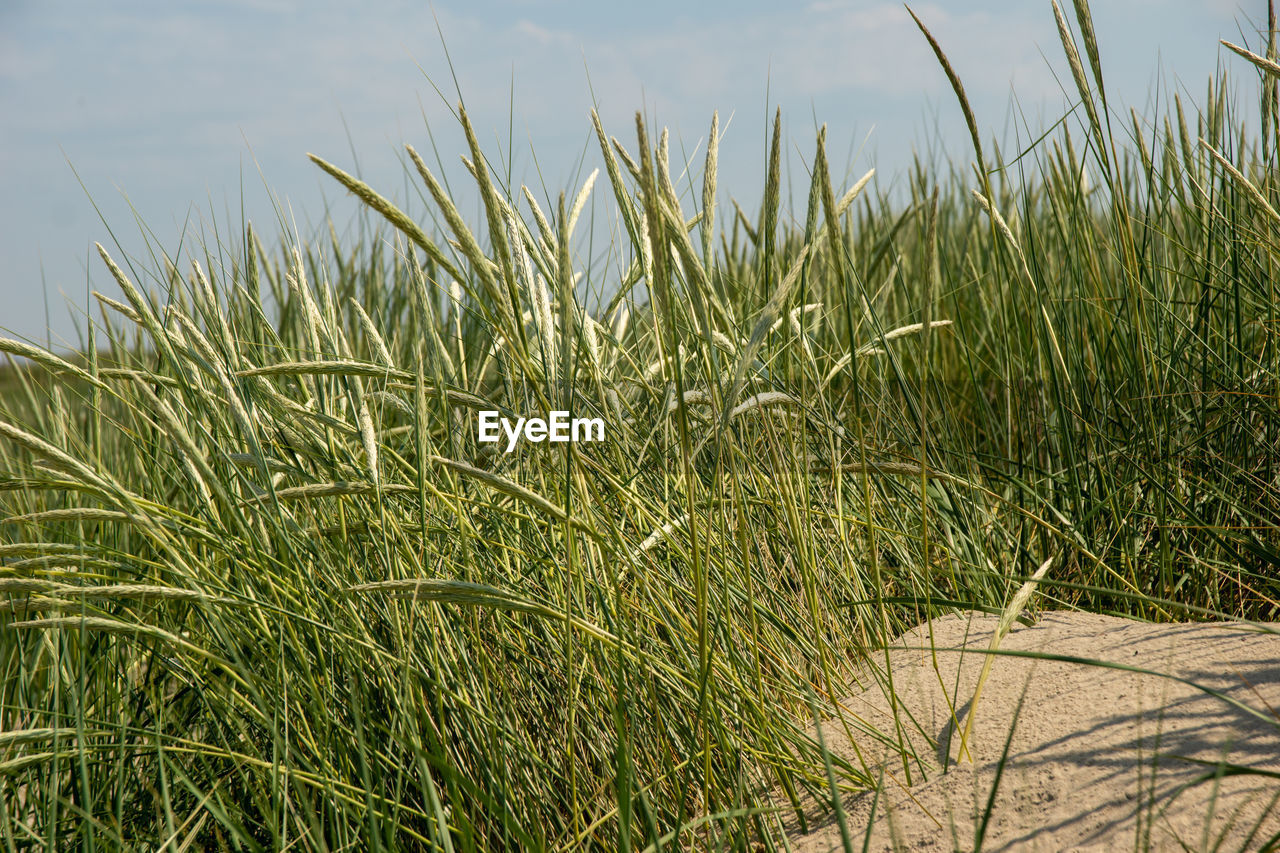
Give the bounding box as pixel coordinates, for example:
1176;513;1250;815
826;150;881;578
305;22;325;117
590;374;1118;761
1;2;1279;849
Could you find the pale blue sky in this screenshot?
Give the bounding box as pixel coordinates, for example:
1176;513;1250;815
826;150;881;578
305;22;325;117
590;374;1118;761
0;0;1262;346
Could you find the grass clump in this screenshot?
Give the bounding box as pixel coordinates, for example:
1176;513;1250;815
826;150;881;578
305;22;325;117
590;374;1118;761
1;1;1278;848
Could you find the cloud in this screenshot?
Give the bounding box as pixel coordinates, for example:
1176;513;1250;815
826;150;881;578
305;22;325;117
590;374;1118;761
0;35;46;82
472;2;1061;129
515;19;572;47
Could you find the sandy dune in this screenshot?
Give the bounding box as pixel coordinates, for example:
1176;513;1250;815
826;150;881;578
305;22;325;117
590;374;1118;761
787;611;1280;852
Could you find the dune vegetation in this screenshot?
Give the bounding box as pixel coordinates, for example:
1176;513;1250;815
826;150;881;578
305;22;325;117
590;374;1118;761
1;1;1278;849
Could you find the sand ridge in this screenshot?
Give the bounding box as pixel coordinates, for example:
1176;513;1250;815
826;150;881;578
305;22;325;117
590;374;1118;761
786;611;1280;852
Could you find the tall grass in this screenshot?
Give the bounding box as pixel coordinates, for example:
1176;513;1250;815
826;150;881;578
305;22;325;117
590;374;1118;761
1;1;1278;848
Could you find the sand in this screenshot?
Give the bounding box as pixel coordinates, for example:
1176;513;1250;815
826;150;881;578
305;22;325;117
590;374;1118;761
786;611;1280;852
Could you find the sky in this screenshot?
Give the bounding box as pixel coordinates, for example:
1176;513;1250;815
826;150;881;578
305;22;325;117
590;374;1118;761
0;0;1266;348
